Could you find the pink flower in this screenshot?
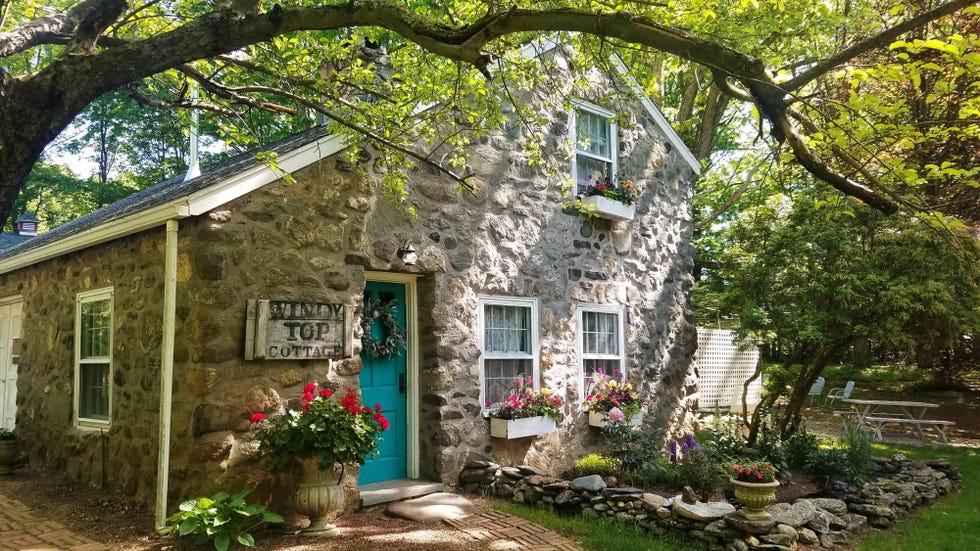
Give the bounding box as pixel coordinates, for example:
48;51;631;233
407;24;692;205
375;404;383;412
302;392;314;402
319;388;332;398
249;412;265;424
304;382;317;394
608;407;625;422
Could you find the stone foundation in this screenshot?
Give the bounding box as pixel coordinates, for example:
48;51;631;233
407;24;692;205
461;454;960;550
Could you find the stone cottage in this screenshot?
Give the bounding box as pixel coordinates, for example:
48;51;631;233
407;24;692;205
0;50;701;521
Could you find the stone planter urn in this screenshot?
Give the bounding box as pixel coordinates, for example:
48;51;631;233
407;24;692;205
294;455;344;537
730;479;779;520
489;416;556;439
0;438;17;475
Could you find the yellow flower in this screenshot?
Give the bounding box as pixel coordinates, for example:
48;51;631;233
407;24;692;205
608;380;617;387
625;383;633;390
540;388;551;396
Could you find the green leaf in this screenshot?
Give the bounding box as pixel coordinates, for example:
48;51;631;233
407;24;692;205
238;533;256;547
178;518;198;536
262;511;285;523
214;533;230;551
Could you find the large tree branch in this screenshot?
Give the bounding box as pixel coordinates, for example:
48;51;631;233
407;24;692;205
783;0;979;92
0;0;126;58
5;0;957;224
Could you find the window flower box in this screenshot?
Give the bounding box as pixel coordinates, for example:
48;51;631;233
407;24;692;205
588;411;643;428
580;195;635;221
490;416;557;439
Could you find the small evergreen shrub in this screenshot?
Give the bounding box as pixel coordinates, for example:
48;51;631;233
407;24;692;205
842;424;875;484
158;489;283;551
675;447;723;500
784;424;821;469
576;453;618;477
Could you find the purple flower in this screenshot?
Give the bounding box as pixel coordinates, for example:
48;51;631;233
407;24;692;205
685;432;699;450
669;439;679;464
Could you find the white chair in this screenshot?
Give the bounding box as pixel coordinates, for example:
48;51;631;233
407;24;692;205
825;380;855;407
807;376;826;405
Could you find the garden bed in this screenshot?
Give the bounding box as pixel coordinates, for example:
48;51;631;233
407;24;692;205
460;454;960;551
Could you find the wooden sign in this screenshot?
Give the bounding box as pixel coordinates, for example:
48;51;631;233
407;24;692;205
245;299;352;360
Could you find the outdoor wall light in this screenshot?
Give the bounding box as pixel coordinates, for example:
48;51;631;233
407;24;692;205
397;240;418;266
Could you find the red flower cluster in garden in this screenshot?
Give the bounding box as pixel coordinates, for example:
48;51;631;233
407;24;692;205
251;381;390;469
731;461;776;483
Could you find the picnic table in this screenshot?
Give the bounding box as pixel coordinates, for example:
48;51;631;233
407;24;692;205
839;398;954;443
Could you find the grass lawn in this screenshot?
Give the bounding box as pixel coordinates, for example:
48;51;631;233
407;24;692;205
494;442;979;551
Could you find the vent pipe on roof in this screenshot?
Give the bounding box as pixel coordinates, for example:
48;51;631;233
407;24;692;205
183;87;201;182
15;212;39;236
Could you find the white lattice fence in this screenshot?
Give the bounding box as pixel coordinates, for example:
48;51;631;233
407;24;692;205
695;328;761;411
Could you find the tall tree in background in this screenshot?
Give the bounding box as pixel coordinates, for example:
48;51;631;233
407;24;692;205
1;0;977;228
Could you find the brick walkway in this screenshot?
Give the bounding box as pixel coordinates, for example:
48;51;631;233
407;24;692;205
445;509;584;551
0;493;104;551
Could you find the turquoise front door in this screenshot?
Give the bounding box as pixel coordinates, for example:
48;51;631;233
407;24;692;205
359;281;408;483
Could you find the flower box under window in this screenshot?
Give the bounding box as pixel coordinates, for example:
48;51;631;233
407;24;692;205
580;196;635;222
588;411;643;428
490;416;556;439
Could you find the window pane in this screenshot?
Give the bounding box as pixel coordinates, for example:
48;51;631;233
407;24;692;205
80;299;111;359
485;359;532;405
80;362;110;421
582;312;619;355
575;156;612;193
576;110;610;157
484;304;530;354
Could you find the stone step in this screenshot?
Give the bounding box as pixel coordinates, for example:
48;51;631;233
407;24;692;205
359;478;445;507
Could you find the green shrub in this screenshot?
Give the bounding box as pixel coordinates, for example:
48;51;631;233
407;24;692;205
576;453;618;476
804;448;854;487
158;489;283;551
784;424;821;469
675;447;723;500
842;424;875;484
601;422;664;476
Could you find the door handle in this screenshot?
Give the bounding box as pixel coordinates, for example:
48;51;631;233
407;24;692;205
399;373;406;394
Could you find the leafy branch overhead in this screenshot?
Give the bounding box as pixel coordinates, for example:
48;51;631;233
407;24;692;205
1;0;977;226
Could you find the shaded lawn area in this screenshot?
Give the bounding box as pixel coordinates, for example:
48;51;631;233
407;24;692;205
494;442;979;551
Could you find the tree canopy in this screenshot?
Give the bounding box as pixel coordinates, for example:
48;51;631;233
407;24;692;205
1;0;978;228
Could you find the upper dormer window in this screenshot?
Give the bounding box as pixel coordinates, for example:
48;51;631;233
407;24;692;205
572;101;618;194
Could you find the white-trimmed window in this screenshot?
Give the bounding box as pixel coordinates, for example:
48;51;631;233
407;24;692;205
572;101;618;194
75;288;113;427
479;297;538;408
578;305;626;397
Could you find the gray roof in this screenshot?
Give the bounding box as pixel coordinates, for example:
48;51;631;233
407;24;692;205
0;233;33;251
0;127;330;261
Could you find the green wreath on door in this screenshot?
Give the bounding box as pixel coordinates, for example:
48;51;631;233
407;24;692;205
360;298;406;358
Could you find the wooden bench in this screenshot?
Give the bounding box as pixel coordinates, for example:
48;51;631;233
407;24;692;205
862;416;956;443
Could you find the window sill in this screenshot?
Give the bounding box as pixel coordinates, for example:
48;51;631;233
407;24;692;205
579;196;635;221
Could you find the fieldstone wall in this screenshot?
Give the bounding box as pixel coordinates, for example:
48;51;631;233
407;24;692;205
0;230;167;504
3;50;698;511
461;454;961;550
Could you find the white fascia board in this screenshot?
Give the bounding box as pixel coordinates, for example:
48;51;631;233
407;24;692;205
0;202;188;275
610;55;702;175
185;133;347;215
519;34;562;58
0;133;348;275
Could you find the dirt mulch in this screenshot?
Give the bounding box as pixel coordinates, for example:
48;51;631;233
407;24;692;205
0;470;490;550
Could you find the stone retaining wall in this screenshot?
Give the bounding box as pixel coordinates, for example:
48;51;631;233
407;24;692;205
461;454;960;550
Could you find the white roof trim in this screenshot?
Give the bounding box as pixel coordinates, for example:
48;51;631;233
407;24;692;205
0;133;346;275
610;55;702;175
